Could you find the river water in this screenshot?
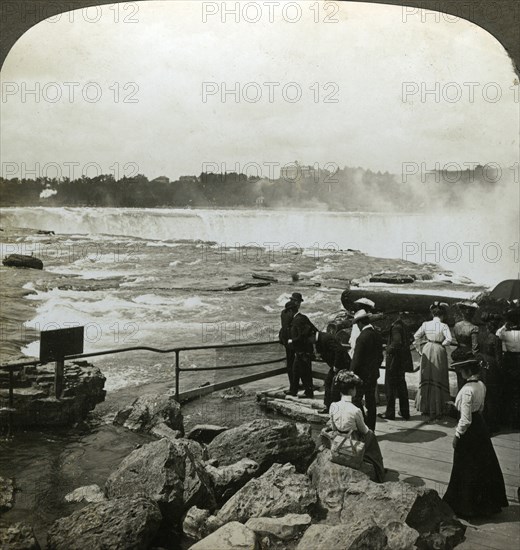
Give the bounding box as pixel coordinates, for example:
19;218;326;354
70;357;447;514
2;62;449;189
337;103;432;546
0;206;505;545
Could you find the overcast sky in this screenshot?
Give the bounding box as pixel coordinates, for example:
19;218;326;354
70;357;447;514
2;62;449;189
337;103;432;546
1;0;518;180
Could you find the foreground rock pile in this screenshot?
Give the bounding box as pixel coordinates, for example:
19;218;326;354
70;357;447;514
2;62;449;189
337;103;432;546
2;391;467;549
0;360;105;429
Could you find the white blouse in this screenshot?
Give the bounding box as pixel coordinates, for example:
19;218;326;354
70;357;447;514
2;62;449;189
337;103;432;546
454;376;486;438
414;317;452;353
496;325;520;353
328;395;369;435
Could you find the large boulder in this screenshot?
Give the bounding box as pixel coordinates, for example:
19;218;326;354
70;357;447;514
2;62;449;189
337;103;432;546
47;496;161;550
384;521;420;550
0;476;14;512
215;463;317;527
0;522;40;549
105;438;215;522
187;424;229;444
307;449;463;539
114;393;184;436
207;419;315;474
296;518;387;550
245;513;312;541
64;484;105;503
190;521;258;550
307;448;369;521
0;361;105;429
205;458;259;503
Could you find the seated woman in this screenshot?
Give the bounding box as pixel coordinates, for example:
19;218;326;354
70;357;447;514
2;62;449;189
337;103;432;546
443;359;508;518
327;370;385;482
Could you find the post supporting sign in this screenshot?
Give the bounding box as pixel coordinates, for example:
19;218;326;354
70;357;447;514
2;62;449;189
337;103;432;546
40;326;84;398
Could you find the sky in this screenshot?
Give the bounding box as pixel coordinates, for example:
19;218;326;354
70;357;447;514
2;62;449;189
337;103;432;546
0;0;519;181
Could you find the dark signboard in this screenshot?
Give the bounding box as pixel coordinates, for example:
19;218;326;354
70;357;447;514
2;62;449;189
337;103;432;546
40;326;84;363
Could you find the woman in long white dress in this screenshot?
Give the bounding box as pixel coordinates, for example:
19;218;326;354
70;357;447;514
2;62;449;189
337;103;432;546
414;302;452;420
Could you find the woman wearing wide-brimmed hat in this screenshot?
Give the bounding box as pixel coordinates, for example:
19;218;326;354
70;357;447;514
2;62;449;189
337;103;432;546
413;302;452;420
443;359;508;518
327;370;385;482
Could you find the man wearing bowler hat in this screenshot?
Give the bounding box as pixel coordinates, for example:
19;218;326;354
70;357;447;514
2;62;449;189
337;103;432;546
288;293;318;398
351;309;383;430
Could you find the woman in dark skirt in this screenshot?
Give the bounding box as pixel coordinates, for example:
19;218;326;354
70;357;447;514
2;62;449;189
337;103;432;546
443;359;508;518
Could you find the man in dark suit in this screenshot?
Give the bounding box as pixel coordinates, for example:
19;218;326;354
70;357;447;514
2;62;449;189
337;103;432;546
279;301;298;387
350;309;383;430
379;316;411;420
288;295;318;398
312;330;351;410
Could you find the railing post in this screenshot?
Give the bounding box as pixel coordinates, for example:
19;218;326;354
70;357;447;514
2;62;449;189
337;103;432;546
55;358;64;399
174;350;180;402
8;366;14;436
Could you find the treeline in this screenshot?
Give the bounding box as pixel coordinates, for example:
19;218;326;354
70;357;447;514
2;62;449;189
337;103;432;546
0;165;498;210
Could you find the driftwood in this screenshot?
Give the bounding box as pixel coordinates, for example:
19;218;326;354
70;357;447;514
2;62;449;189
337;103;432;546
258;396;328;424
252;273;278;283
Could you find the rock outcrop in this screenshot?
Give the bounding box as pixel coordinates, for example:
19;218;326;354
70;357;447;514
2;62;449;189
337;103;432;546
207;419;315;474
307;449;465;545
105;438;215;522
47;496;161;550
187;424;228;444
114;392;184;436
384;521;420;550
0;361;105;429
0;476;14;512
0;522;40;549
205;458;259;504
64;484;106;503
190;521;258;550
214;463;317;527
296;518;387;550
245;513;312;541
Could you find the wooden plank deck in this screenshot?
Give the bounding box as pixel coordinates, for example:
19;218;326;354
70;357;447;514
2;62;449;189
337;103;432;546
373;408;519;550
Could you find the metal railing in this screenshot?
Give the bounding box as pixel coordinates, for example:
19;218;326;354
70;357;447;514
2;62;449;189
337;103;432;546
0;340;286;434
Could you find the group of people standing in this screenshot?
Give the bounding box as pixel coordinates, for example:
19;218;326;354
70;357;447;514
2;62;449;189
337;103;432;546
278;291;518;518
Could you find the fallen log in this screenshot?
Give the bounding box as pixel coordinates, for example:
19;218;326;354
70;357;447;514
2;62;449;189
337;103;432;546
258;397;328;424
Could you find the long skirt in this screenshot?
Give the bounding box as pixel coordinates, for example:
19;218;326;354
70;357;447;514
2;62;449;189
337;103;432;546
354;429;385;483
415;342;450;416
443;412;508;518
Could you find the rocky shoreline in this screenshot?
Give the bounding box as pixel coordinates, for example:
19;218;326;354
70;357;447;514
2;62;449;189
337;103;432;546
1;388;467;549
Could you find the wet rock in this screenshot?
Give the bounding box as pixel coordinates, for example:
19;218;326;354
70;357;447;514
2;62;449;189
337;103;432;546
207;419;315;474
0;522;40;549
64;484;105;503
105;437;215;522
0;476;14;512
187;424;229;444
190;521;258;550
215;463;317;526
205;458;259;504
47;496;161;550
384;521;420;550
182;506;212;540
0;362;105;429
114;393;184;436
296;518;387;549
245;513;312;541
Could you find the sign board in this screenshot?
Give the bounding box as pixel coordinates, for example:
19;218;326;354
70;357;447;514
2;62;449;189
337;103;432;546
40;326;84;363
